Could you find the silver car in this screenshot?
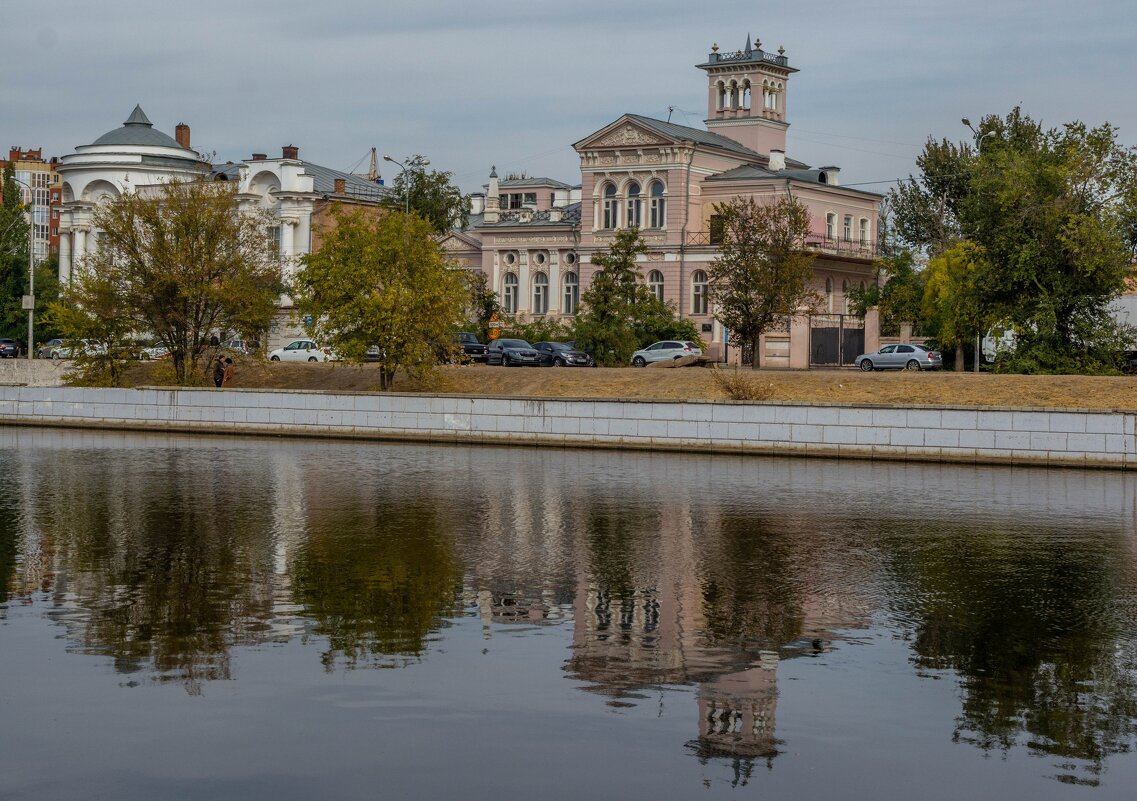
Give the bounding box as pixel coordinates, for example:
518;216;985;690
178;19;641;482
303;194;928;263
631;340;702;367
855;344;942;371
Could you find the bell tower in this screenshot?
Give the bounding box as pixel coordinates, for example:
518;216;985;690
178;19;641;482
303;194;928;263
696;34;798;158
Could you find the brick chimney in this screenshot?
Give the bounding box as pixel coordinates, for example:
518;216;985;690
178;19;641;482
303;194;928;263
175;123;191;149
333;178;346;195
282;144;299;160
251;153;267;161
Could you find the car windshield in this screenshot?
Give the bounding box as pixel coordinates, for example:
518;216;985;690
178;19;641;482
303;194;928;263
499;340;530;348
542;342;570;351
457;333;477;343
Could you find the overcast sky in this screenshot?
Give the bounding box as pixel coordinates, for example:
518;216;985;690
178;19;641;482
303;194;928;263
3;0;1134;195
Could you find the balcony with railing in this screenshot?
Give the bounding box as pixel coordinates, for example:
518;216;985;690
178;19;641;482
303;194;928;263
684;230;879;260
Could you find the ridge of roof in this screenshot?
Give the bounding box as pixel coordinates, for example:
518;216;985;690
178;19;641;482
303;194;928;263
623;114;763;158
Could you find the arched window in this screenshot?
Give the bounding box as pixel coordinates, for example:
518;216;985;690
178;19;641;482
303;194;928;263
563;271;579;315
649;181;666;228
648;269;664;303
602;183;619;229
826;213;836;241
626;182;642;228
532;271;549;315
717;81;726;110
503;272;518;314
843;279;851;314
692;270;708;314
825;277;833;312
727;81;738;109
741;80;751;110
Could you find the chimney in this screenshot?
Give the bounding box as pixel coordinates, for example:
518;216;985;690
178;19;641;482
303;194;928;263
175;123;191;149
333;178;346;195
282;144;299;160
767;149;786;172
549;207;563;222
484;166;500;224
469;193;485;215
251;153;267;161
818;166;840;185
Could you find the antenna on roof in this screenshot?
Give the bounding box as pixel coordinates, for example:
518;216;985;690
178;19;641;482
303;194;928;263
667;106;675;123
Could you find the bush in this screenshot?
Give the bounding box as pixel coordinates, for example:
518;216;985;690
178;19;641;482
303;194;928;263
710;365;775;401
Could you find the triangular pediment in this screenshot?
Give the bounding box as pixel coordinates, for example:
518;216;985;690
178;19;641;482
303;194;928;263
574;117;673;151
437;230;482;251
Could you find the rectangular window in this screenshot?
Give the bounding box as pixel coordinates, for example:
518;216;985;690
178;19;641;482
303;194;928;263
523;193;537;207
843;215;852;241
859;218;869;244
709;214;725;245
269;226;282;260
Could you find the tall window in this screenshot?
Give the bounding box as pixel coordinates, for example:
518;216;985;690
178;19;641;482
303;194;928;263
859;218;869;245
532;272;548;314
269;225;282;260
826;213;836;240
692;270;708;314
626;182;642;228
649;181;666;228
563;272;579;315
602;183;618;229
503;272;518;314
648;270;664;303
843;215;853;241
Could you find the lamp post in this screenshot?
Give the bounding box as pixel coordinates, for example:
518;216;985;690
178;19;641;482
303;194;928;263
961;119;995;373
7;175;36;359
382;155;429;215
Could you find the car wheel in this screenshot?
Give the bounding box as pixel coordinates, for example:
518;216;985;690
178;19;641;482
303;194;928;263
270;355;280;362
308;356;318;362
51;352;60;361
632;356;646;368
905;359;920;371
553;358;565;367
859;359;874;372
502;355;512;367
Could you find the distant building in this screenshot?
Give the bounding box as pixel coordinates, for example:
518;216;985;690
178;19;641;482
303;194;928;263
55;107;388;348
0;147;63;265
452;36;882;366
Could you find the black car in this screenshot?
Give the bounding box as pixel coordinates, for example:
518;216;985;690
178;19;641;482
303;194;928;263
0;338;21;358
487;338;543;367
533;341;594;367
456;332;488;363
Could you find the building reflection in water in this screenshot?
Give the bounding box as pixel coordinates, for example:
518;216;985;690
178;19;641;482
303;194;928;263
0;430;1135;783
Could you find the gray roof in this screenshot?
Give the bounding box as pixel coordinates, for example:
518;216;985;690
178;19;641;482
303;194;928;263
90;105;187;150
705;163;881;196
498;177;573;190
623;114;763;159
211;159;389;202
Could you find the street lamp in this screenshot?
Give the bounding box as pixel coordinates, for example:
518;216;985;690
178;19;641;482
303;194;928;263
6;175;36;360
382;155;429;215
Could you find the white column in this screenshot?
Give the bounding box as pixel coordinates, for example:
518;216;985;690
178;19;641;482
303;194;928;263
549;254;561;316
58;229;72;285
518;255;529;315
73;227;87;271
280;219;296;279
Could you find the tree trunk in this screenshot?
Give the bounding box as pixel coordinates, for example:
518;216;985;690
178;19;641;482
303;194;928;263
750;336;761;369
954;346;965;372
173;352;186;384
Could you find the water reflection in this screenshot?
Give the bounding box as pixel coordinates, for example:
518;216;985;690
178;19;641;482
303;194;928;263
1;428;1136;791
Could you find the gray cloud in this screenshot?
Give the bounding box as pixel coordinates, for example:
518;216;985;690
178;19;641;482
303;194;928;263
4;0;1134;194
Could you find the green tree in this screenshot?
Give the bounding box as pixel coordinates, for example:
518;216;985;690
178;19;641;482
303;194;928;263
45;271;136;385
463;270;501;344
61;180;282;383
295;207;468;390
381;155;470;232
0;163;31;342
847;250;926;336
921;242;992;371
889;137;974;258
572;228;700;366
707;196;820;369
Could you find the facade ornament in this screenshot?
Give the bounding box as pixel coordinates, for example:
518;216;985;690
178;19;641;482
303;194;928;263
594;125;663;147
711;43;719;53
778;45;785;55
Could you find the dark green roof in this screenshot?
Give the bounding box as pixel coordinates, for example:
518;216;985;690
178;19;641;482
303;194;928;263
90;105;186;149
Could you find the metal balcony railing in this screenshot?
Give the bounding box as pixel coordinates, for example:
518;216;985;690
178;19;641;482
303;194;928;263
683;231;880;259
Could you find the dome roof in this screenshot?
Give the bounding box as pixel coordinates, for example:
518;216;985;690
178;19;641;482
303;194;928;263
89;105;186;149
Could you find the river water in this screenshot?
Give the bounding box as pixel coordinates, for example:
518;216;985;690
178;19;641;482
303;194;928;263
1;427;1135;800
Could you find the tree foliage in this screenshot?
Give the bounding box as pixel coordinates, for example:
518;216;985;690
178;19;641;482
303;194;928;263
58;180;282;384
0;163;31;342
707;196;820;369
921;242;992;370
847;250;925;336
44;271;136;386
462;270;501;345
381;155;470;233
572;228;700;366
295;207;468;390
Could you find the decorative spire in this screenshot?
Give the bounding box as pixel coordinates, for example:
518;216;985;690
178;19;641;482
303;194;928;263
744;33;752;54
123;104;153;127
711;42;719;53
490;165;497;178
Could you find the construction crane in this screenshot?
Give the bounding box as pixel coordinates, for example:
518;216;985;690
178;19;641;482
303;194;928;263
367;147;381;184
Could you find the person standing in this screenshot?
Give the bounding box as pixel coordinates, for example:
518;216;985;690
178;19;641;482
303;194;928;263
212;355;226;388
222;357;235;387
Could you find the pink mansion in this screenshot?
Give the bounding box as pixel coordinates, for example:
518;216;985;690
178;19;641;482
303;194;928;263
443;37;882;365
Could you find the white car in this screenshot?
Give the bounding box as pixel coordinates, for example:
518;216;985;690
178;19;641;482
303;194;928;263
268;339;337;362
630;340;702;367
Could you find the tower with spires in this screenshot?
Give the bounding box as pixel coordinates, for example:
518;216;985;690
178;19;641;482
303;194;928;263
695;34;798;157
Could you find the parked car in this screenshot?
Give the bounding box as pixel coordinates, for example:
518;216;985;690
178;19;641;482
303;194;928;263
268;340;337;362
855;344;943;371
533;341;594;367
35;338;64;359
364;345;384;363
50;339;106;360
455;332;488;363
220;338;259;355
138;343;170;360
630;340;702;367
487;338;543;367
0;338;21;358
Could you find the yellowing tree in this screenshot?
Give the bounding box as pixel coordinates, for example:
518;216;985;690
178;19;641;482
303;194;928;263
921;241;991;371
295;208;467;390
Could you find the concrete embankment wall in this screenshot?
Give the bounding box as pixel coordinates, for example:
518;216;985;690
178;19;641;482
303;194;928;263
0;385;1133;470
0;359;70;387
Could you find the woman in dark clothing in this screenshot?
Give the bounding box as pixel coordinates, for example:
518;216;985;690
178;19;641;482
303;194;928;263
212;356;226;388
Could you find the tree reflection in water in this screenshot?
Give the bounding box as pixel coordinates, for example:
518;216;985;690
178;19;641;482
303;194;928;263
289;500;463;670
879;524;1137;785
